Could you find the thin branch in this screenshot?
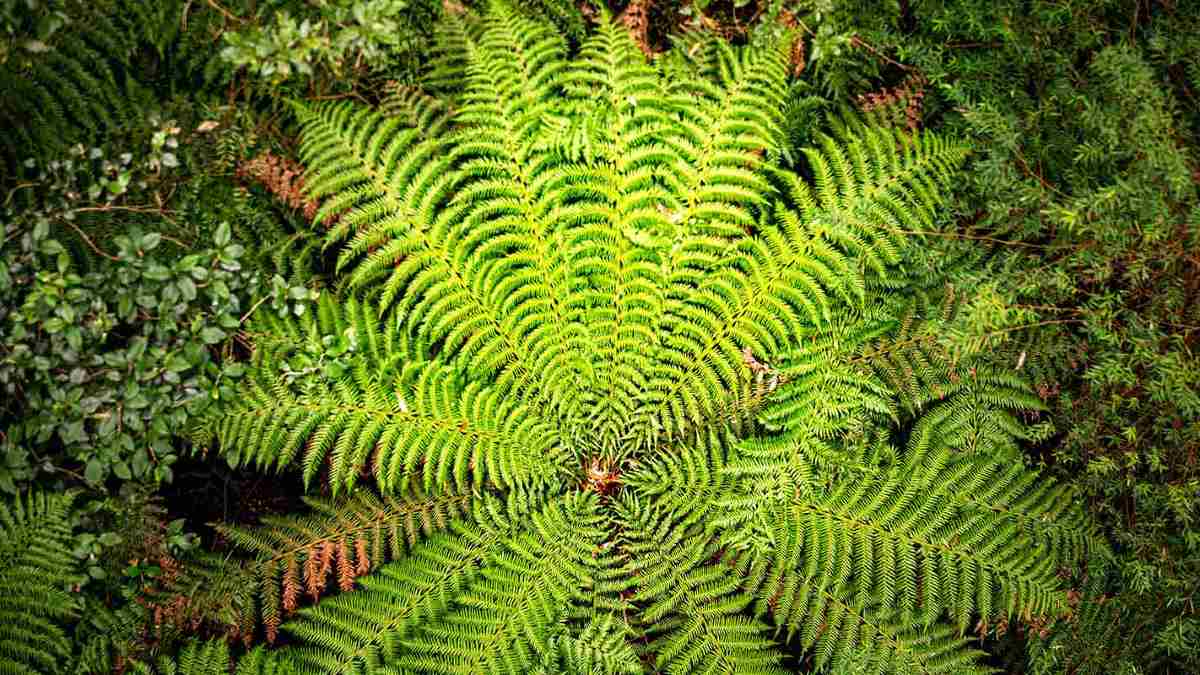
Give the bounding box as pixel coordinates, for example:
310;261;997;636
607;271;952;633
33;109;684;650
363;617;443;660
850;35;913;71
204;0;243;24
239;294;273;325
62;219;119;261
4;182;38;206
890;227;1060;249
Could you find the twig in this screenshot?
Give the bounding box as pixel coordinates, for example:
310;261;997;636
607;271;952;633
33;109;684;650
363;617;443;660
889;227;1060;249
73;203;179;227
73;204;171;215
160;233;192;249
1013;149;1063;196
239;294;273;325
62;219;119;261
204;0;242;24
54;465;90;483
850;35;913;71
4;182;37;206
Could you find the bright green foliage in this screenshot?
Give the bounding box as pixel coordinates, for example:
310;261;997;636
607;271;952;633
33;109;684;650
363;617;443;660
275;493;603;674
197;4;1096;672
207;293;568;494
531;612;642;675
0;490;80;673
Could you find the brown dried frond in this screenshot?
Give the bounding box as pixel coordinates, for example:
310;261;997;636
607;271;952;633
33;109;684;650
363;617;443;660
789;35;806;77
319;541;336;579
282;556;301;613
619;0;652;56
777;11;805;76
354;536;371;576
856;74;928;132
303;545;325;602
337;539;355;592
237;152;328;224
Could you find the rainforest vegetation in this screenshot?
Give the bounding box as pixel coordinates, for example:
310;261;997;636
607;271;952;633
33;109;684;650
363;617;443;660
0;1;1197;673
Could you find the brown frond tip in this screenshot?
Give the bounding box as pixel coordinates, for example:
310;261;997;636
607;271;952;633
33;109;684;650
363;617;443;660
303;544;326;602
337;539;355;592
856;74;928;132
619;0;652;56
237;152;336;226
282;556;301;613
777;11;806;76
354;536;371;576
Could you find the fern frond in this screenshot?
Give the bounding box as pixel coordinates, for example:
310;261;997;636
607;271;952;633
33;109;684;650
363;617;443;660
533;613;642;675
280;510;500;674
208;292;569;495
615;495;788;675
393;492;606;674
219;490;470;641
0;490;79;674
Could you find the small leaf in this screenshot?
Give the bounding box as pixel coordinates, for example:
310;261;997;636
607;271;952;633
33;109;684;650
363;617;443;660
200;327;226;344
84;458;105;483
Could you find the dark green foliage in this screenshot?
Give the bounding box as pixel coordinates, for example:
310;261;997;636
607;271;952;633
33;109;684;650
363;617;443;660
129;639;296;675
0;0;234;169
218;0;444;96
0;131;258;489
771;0;1200;669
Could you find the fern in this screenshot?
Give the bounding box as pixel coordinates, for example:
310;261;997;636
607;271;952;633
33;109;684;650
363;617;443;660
200;4;1097;672
0;490;80;674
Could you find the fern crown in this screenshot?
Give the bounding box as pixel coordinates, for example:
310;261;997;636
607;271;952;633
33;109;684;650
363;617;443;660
206;4;1095;673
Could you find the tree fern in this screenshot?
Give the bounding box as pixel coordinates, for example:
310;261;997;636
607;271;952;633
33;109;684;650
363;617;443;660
200;3;1097;672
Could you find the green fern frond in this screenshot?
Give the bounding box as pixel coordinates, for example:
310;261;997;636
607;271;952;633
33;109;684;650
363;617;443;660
130;639;297;675
208;291;569;494
616;495;788;675
0;490;80;674
391;492;605;674
69;596;147;674
533;613;642;675
379;84;454;138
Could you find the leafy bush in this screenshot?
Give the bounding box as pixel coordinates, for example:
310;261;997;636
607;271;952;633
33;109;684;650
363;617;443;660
0;124;258;491
219;0;442;93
